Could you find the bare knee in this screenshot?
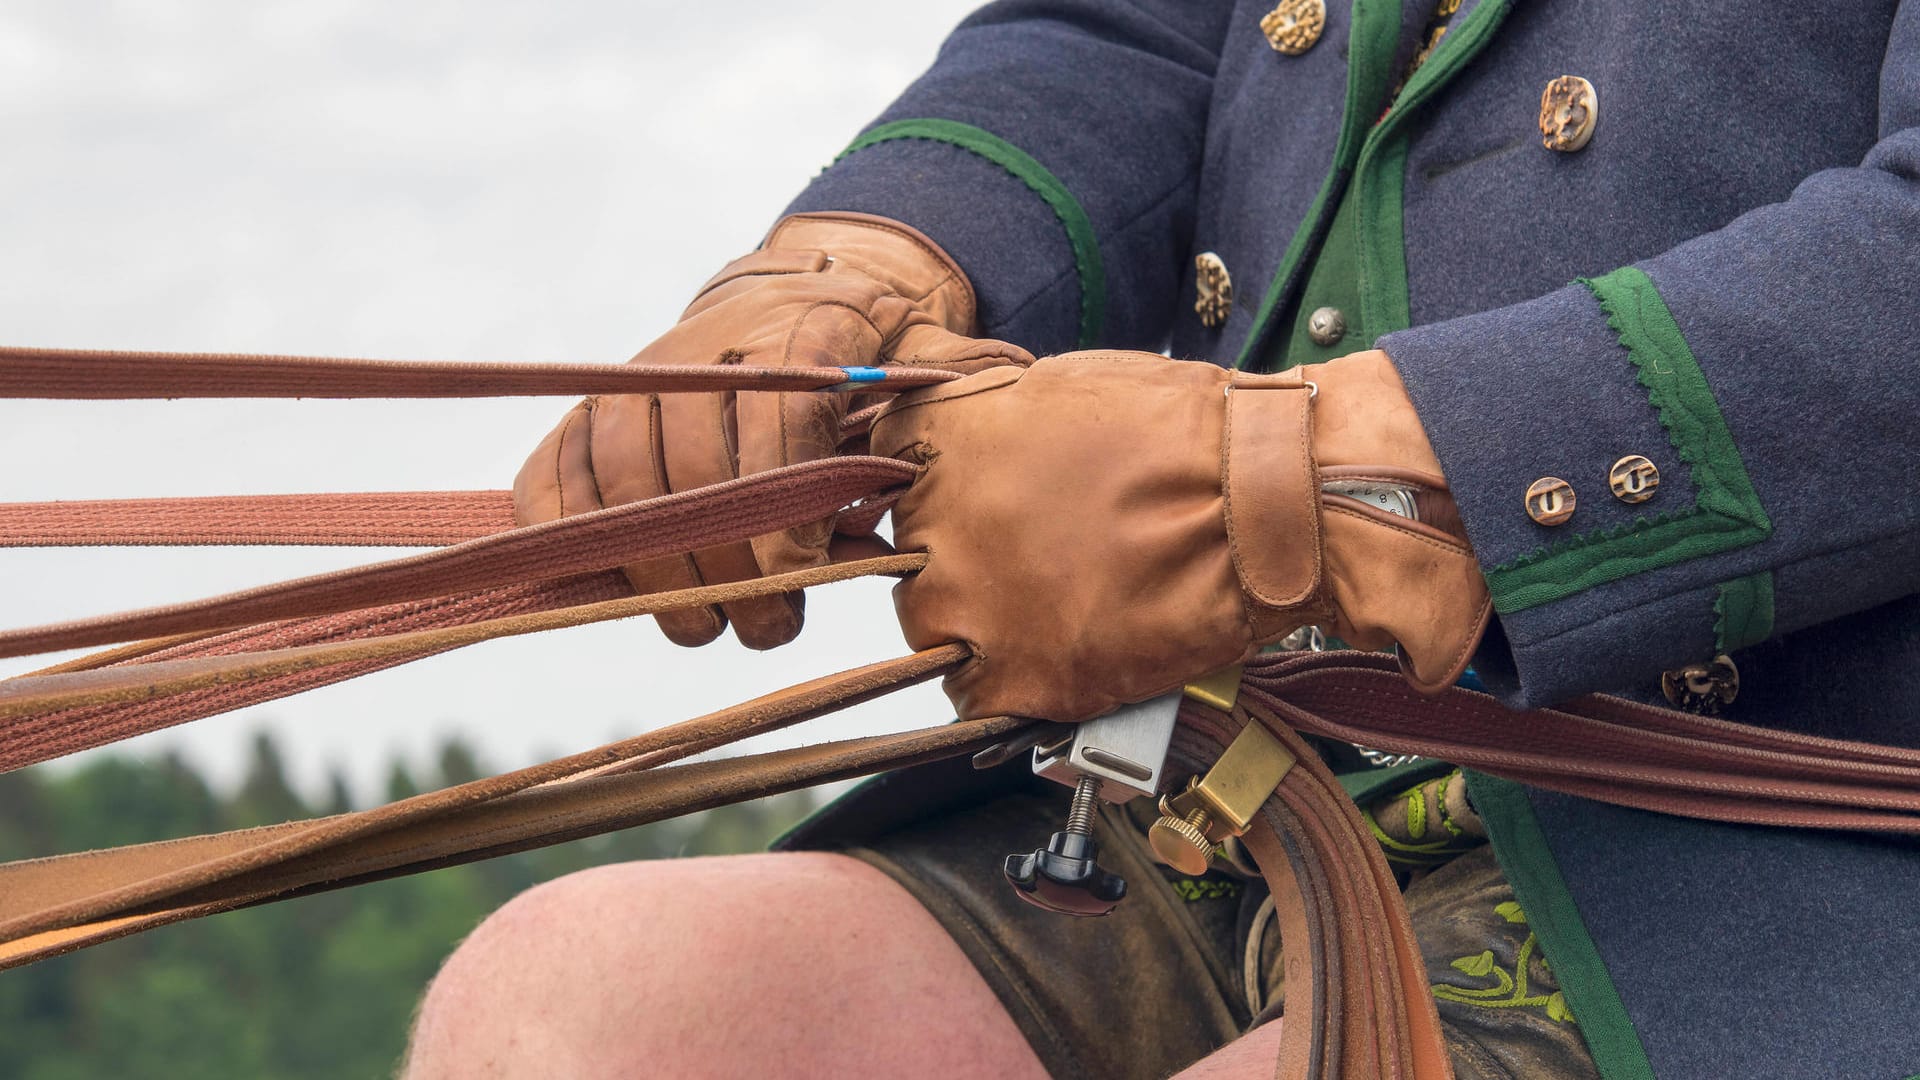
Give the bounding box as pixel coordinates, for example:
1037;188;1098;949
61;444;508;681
404;852;1042;1080
1172;1019;1286;1078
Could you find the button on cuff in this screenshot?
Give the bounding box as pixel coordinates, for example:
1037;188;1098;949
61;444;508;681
1609;454;1660;502
1525;477;1576;526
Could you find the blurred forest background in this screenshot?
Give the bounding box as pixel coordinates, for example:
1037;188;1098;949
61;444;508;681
0;733;821;1078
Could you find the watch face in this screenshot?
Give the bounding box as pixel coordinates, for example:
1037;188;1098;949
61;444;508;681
1321;482;1418;521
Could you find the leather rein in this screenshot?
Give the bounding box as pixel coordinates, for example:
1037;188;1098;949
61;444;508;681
6;344;1920;1079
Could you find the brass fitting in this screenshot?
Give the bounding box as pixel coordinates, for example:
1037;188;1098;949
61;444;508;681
1149;713;1296;874
1148;784;1217;875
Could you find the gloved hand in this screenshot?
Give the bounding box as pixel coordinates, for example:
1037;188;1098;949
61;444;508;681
870;350;1492;722
514;212;1031;649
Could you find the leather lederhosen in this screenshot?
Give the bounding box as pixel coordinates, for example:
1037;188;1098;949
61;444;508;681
780;753;1601;1080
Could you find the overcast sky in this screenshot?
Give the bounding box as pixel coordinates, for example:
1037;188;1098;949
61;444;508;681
0;1;987;801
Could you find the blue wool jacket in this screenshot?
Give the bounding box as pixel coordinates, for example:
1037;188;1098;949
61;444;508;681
789;2;1920;1076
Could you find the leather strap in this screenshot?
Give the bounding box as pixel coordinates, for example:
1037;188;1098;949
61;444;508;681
1176;701;1451;1079
0;575;627;771
0;668;1017;970
0;490;515;548
0;646;969;931
0;345;959;399
0;456;917;660
25;649;1909;880
1244;653;1920;833
0;457;919;771
0;554;927;731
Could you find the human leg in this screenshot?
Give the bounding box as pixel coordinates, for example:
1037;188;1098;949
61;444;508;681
403;851;1045;1079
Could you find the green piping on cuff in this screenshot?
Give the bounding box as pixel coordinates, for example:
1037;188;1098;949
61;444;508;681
837;119;1105;348
1714;571;1775;652
1467;772;1656;1080
1486;267;1773;613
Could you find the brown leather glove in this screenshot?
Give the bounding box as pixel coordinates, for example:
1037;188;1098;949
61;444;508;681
513;212;1032;649
870;350;1492;722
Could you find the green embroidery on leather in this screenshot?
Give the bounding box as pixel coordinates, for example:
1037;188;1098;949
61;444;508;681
1453;948;1502;979
1485;267;1773;613
1714;571;1775;652
1432;903;1583;1023
1364;770;1482;867
1468;772;1657;1079
1364;809;1464;866
837;119;1106;348
1171;878;1240;902
1336;756;1449;804
1437;788;1467;837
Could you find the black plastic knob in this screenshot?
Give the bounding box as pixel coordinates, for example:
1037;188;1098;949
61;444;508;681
1003;829;1127;917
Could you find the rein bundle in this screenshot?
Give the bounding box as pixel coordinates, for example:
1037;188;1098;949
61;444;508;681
4;344;1918;1080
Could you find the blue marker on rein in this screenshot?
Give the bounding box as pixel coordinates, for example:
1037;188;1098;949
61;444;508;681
824;366;892;392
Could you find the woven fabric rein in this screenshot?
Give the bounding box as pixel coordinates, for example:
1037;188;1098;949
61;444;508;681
7;346;1920;1080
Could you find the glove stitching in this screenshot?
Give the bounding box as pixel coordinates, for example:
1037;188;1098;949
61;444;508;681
772;213;978;329
1322;500;1473;556
1220;399;1265;648
1223;388;1324;611
1439;592;1495;688
819;216;978;328
691;264;820;304
579;401;611;512
553;407;588;518
646;393;714;596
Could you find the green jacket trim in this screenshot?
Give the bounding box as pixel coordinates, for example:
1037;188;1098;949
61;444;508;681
1467;772;1657;1080
837;118;1106;348
1282;188;1366;367
1234;0;1403;371
1714;571;1775;652
1242;0;1514;371
1356;0;1513;339
1485;267;1774;613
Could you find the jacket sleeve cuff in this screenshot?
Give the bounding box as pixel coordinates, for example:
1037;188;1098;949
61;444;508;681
1379;269;1774;708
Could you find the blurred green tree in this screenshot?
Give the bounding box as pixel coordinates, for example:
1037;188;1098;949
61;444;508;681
0;731;822;1079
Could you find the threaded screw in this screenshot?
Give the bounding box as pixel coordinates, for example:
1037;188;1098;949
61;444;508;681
1064;774;1103;836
